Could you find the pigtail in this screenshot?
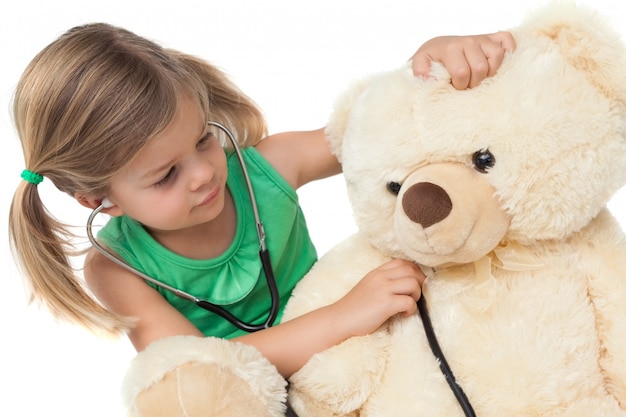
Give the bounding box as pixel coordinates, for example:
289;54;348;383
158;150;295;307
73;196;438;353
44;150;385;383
10;23;261;336
9;180;132;336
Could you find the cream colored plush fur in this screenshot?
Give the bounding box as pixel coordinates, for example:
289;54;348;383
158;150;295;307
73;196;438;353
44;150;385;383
283;2;626;416
123;336;287;417
121;3;626;417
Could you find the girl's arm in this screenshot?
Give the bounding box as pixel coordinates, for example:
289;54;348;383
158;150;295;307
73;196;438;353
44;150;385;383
255;127;339;190
259;32;516;188
234;259;424;377
85;249;423;378
83;249;204;351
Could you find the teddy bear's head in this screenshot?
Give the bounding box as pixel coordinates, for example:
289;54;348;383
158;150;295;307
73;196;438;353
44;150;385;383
327;3;626;267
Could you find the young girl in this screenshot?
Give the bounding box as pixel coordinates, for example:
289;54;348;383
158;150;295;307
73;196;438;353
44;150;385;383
9;23;514;379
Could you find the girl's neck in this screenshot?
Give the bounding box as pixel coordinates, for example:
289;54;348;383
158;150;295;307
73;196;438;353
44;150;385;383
148;189;236;260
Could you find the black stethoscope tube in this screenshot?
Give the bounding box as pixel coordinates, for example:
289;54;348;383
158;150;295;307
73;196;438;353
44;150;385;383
86;121;279;333
417;296;476;417
192;249;279;332
87;121;474;415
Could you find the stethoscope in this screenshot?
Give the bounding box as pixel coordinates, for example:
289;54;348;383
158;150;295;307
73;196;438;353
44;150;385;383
86;123;475;417
86;121;280;332
418;296;476;417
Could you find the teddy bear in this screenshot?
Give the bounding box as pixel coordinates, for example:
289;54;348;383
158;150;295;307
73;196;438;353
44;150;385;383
120;3;626;417
281;2;626;417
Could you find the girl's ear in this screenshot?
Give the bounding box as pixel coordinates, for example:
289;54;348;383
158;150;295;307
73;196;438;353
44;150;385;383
74;194;123;216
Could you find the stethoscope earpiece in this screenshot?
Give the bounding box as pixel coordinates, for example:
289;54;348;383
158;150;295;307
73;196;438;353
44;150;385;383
101;197;113;208
86;121;279;332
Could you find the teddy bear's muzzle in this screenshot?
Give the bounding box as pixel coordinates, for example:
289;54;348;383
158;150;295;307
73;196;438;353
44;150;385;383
394;163;510;266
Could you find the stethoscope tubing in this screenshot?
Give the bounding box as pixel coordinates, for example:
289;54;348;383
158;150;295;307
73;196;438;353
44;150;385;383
85;121;279;332
417;296;476;417
86;122;474;416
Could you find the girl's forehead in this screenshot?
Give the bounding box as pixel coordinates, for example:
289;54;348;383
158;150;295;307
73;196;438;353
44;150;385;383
117;98;206;179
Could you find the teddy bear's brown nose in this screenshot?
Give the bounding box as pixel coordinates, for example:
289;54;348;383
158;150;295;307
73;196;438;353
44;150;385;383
402;182;452;228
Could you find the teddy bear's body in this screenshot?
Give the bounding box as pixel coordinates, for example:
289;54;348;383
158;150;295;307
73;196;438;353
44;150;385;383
285;211;626;416
121;4;626;417
283;3;626;416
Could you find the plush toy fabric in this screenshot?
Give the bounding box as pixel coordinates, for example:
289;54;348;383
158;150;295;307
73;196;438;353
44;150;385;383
122;336;288;417
121;3;626;417
282;2;626;417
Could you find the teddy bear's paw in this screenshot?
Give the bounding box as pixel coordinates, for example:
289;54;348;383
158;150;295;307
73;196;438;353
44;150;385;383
288;332;389;416
122;335;287;417
288;386;358;417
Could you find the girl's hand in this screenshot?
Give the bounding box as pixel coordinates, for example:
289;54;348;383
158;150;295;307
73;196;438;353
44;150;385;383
235;259;425;377
330;259;426;338
411;31;516;90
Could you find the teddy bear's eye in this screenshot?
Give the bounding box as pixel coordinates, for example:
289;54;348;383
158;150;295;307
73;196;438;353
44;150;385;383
472;149;496;173
387;181;402;195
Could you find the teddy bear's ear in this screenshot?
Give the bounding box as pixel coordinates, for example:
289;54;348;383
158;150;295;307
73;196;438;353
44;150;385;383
324;76;374;162
519;2;626;104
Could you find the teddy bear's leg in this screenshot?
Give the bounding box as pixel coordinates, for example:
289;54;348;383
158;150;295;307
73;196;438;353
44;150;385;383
131;361;277;416
122;335;288;417
287;331;390;417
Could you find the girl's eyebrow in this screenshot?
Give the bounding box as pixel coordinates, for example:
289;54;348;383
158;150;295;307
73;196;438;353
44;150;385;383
140;159;174;181
138;121;208;180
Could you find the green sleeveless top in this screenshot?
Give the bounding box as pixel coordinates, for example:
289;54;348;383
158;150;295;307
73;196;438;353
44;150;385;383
97;147;317;339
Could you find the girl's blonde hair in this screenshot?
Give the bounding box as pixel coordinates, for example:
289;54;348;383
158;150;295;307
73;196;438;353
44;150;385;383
9;23;267;335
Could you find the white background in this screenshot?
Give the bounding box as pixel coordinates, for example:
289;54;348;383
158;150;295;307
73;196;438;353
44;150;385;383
1;1;625;415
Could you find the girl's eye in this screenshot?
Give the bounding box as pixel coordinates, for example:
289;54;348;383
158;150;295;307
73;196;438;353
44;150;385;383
155;166;176;187
198;132;214;147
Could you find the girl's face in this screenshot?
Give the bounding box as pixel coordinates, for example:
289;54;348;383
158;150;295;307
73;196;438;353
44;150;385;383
107;97;229;236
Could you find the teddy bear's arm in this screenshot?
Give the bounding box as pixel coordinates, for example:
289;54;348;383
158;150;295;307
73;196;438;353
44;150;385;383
283;233;395;416
580;210;626;409
283;233;394;319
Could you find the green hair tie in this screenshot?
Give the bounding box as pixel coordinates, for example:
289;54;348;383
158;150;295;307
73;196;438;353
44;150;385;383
21;169;44;185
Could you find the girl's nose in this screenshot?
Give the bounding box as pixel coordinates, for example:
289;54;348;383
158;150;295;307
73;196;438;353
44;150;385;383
188;158;216;191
